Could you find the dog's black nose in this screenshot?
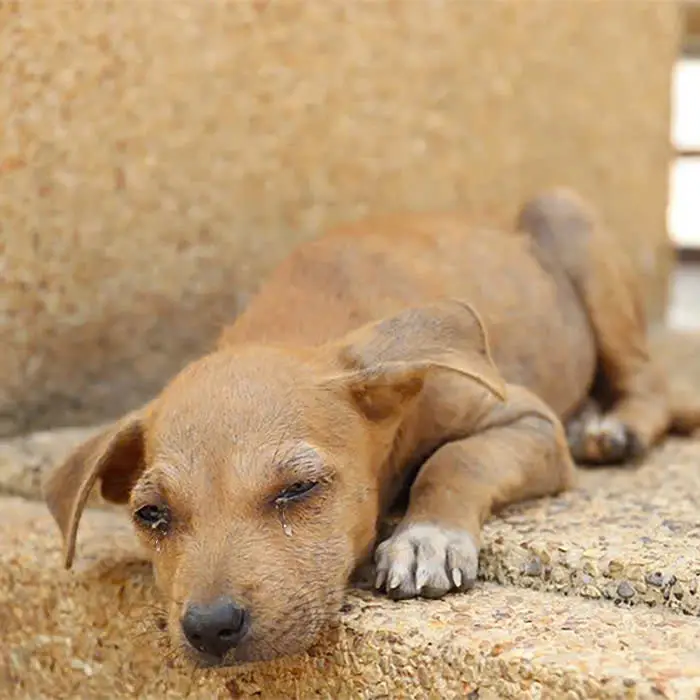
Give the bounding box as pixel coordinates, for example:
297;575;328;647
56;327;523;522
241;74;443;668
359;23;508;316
181;597;249;659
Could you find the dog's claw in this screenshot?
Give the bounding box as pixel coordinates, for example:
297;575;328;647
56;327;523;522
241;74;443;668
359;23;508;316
374;523;479;600
387;572;402;591
415;568;429;592
374;569;386;590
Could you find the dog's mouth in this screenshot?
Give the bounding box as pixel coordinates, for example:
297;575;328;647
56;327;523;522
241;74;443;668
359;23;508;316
147;581;347;668
151;616;257;669
155;610;333;668
179;643;242;669
174;631;310;669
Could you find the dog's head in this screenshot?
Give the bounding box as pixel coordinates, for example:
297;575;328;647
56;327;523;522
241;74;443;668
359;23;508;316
44;300;504;666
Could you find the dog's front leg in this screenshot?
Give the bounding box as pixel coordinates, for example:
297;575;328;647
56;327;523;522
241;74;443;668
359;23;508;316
374;385;575;599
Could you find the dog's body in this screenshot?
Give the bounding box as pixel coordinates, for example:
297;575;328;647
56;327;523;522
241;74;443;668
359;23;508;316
45;189;697;667
223;207;597;419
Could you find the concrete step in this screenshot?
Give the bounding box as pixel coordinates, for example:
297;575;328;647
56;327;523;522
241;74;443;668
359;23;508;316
2;497;700;699
480;438;700;617
0;424;111;502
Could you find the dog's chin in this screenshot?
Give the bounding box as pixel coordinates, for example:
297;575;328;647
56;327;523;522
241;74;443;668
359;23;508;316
173;632;319;669
165;587;344;668
182;647;229;669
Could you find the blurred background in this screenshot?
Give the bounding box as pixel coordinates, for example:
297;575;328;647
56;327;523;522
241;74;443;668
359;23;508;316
1;0;698;438
669;3;700;330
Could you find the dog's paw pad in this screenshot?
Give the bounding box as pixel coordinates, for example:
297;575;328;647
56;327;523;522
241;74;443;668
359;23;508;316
373;523;478;600
568;415;643;466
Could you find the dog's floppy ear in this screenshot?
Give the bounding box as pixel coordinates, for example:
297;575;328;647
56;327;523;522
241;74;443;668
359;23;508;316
325;299;506;420
43;407;149;569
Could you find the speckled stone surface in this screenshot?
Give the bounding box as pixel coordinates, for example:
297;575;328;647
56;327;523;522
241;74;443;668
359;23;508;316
2;498;700;700
481;438;700;616
0;0;680;436
0;424;110;501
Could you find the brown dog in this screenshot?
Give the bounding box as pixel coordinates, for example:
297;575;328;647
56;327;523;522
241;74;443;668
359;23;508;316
44;188;698;667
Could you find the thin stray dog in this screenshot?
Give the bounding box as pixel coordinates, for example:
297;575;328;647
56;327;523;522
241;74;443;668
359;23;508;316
45;188;699;667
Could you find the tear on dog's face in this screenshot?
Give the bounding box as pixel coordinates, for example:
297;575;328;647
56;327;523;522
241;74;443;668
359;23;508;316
43;302;503;666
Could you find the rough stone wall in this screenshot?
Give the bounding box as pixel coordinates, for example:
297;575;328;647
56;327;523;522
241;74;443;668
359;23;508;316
0;1;681;436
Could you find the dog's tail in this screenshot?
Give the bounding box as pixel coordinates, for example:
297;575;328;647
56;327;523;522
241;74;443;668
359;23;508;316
514;187;594;289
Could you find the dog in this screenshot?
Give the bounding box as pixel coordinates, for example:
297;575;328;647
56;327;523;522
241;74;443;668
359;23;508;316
44;188;699;667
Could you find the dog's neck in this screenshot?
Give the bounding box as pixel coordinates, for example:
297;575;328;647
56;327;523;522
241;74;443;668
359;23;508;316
371;376;496;518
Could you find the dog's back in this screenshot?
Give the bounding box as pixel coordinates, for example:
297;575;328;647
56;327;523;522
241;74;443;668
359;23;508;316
222;212;596;418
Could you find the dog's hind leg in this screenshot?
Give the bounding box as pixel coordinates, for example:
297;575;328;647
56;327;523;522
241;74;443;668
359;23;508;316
563;394;644;465
670;393;700;436
516;188;670;465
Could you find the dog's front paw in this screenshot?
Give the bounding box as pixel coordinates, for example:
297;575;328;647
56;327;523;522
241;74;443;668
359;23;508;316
373;523;479;600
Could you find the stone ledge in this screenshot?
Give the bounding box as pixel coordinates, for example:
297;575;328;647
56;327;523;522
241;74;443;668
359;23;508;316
481;439;700;616
0;425;109;501
2;498;700;699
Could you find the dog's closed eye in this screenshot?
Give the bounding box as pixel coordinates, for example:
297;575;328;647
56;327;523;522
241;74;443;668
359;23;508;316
272;481;319;507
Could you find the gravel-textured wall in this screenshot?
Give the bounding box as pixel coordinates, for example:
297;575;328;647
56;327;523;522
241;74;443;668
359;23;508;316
0;1;681;436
